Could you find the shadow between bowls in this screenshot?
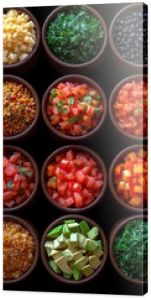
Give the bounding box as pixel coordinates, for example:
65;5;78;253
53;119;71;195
4;145;39;214
41;214;108;285
109;74;148;141
109;3;148;72
109;214;147;286
41;145;107;213
42;5;108;74
3;7;41;74
3;214;39;285
109;144;147;214
42;74;107;142
4;75;40;143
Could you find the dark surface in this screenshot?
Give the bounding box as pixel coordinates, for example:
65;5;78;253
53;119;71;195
4;3;148;295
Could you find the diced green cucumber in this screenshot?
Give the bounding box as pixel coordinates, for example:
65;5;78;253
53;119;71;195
64;219;76;224
62;249;73;261
87;226;99;240
84;239;98;252
78;233;87;249
93;249;104;258
47;225;63;239
73;256;89;270
82;265;94;277
57;234;68;248
68;223;79;232
48;259;62;274
44;241;53;256
51;250;62;260
63;272;72;279
96;240;103;249
53;238;60;250
79;220;90;235
73;267;82;281
55;257;72;274
70;233;78;246
63;224;70;237
89;255;101;270
72;251;83;261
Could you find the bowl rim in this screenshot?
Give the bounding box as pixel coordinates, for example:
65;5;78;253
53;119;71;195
3;214;39;285
109;144;147;213
42;74;107;141
41;214;108;285
42;5;108;69
4;74;40;142
4;145;39;213
109;73;148;140
109;3;148;69
3;7;41;70
41;144;107;213
109;214;148;285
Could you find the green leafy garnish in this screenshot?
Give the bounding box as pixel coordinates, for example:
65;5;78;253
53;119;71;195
84;96;92;104
50;88;58;98
113;219;148;281
68;116;80;124
68;97;75;105
7;181;13;189
46;7;104;64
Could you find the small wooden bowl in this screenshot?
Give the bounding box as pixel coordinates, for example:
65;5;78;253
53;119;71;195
109;145;147;213
41;214;108;284
41;145;107;213
3;214;39;285
42;74;107;141
42;5;108;73
3;7;41;74
109;74;148;141
4;145;39;213
4;75;40;142
109;3;148;71
110;215;147;285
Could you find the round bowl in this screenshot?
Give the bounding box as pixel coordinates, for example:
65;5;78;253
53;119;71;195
3;8;41;73
4;145;39;213
41;145;107;213
42;5;108;73
109;145;147;213
109;4;148;70
109;74;148;141
110;215;147;285
41;214;108;284
3;214;39;285
42;74;107;141
4;75;40;142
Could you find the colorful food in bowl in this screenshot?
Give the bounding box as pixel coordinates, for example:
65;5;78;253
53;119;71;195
42;6;107;72
3;8;40;72
3;146;39;212
109;75;148;139
110;216;147;284
41;146;106;212
109;4;148;67
4;215;38;283
109;146;148;211
41;215;107;283
42;75;107;140
4;75;39;141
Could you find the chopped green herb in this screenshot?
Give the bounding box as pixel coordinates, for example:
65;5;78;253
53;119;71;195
7;181;13;189
50;88;58;98
68;97;75;105
84;96;92;104
46;7;104;64
68;116;80;124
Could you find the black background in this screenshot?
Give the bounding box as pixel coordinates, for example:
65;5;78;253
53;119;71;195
4;3;147;295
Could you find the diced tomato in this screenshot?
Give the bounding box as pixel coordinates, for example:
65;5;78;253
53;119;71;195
66;150;74;161
47;165;56;176
9;152;21;163
3;157;9;168
76;171;85;184
59;159;69;170
4;191;17;202
73;192;83;208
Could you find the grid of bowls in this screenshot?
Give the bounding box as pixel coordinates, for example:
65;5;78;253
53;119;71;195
3;4;148;293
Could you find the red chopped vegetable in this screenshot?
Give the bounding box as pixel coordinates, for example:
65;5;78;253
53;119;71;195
46;149;104;208
46;82;104;136
113;79;148;137
3;151;35;208
114;148;148;208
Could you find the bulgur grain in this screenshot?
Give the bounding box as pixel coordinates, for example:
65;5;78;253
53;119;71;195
3;81;36;137
3;220;36;280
